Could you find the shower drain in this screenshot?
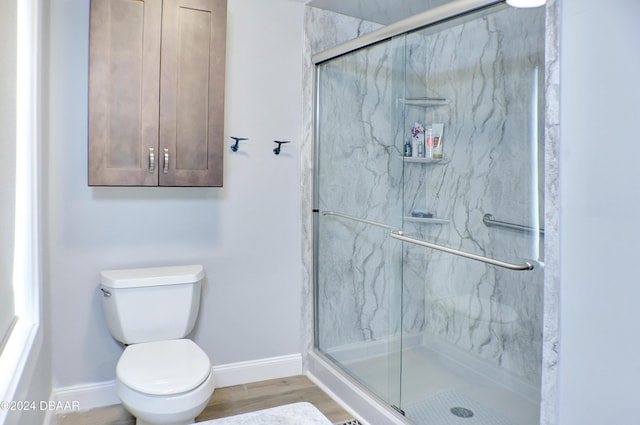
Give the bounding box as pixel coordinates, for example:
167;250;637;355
450;406;474;418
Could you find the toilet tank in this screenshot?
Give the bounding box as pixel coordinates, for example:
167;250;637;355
100;265;205;345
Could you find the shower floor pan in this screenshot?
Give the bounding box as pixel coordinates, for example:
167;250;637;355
336;338;540;425
404;389;517;425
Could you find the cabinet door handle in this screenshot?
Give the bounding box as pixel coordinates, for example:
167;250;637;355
148;148;155;173
163;148;169;174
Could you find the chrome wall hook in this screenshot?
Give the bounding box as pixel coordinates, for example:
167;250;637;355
273;140;290;155
230;136;249;152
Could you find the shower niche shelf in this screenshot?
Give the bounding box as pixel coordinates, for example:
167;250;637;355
403;156;448;164
399;96;449;107
403;216;450;225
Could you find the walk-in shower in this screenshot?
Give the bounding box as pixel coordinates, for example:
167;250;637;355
312;2;545;425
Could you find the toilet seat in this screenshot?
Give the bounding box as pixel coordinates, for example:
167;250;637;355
117;339;211;395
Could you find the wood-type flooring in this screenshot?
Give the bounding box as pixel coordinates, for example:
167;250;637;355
56;375;356;425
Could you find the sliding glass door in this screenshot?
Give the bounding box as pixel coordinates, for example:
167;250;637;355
314;4;545;424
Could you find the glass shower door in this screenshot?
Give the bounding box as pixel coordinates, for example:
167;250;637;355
314;3;545;425
314;35;406;409
398;4;545;425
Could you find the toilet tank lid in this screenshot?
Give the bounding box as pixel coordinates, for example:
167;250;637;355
101;265;205;289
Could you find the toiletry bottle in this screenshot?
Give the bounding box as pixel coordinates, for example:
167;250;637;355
431;123;444;159
426;127;433;158
412;122;425;158
417;136;424;157
404;139;412;157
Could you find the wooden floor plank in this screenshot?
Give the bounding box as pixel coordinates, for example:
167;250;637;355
57;375;355;425
198;376;353;423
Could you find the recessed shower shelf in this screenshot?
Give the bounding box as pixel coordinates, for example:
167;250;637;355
399;96;449;107
403;217;450;225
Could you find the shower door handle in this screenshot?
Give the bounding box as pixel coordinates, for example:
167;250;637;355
389;230;534;271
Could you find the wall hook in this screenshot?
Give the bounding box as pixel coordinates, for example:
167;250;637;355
273;140;290;155
230;136;249;152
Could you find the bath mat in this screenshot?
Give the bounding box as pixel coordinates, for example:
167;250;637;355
404;390;518;425
198;402;333;424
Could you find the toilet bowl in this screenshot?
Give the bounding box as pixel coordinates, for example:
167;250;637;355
116;339;214;425
100;265;214;425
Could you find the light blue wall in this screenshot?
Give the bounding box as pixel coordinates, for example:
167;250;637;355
558;0;640;423
47;0;304;389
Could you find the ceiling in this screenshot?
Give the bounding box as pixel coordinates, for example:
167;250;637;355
304;0;454;25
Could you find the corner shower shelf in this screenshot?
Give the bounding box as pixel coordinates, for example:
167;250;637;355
403;216;450;225
399;96;449;107
403;156;448;164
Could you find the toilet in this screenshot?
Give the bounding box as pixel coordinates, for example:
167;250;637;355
100;265;214;425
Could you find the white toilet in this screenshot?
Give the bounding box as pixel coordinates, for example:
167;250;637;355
100;265;215;425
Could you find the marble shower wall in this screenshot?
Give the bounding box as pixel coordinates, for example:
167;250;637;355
311;3;545;387
316;35;406;352
301;8;383;367
401;6;546;385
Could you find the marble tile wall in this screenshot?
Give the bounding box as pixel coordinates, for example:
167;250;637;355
300;7;383;369
401;5;546;385
315;35;406;352
540;1;560;423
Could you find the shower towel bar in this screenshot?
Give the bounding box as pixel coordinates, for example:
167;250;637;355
389;230;534;271
322;210;534;271
483;213;544;235
321;211;400;231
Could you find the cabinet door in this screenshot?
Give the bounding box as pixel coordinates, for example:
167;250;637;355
88;0;162;186
159;0;226;187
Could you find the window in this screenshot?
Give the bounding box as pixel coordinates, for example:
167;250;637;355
0;0;18;357
0;0;40;417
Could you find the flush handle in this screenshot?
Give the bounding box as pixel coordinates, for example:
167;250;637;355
163;148;169;174
100;288;111;298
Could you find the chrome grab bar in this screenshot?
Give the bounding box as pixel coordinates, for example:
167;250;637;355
321;210;534;271
321;211;400;231
483;213;544;235
390;230;534;271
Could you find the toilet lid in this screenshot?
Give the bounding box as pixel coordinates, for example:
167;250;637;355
116;339;211;395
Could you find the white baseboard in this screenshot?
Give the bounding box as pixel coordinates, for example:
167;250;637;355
52;380;120;410
42;380;119;425
213;353;302;388
42;352;303;424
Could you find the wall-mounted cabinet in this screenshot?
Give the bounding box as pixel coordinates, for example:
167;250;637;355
88;0;227;187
